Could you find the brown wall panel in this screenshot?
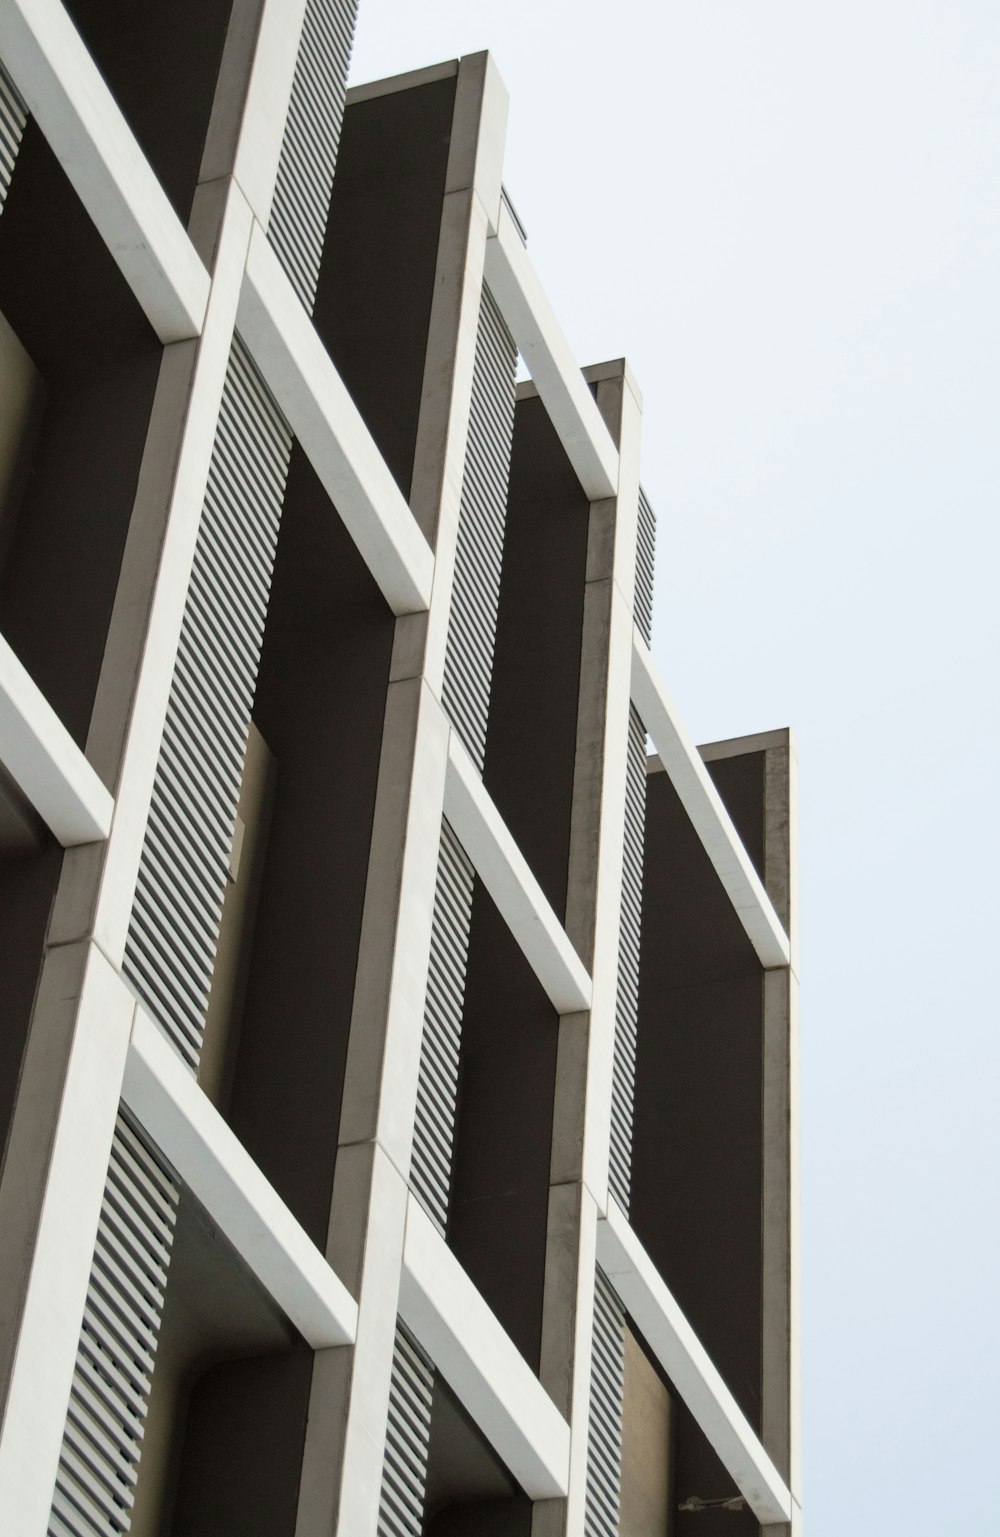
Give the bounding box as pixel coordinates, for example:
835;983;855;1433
483;393;590;922
224;443;393;1247
314;76;457;499
61;0;234;222
0;125;161;750
631;749;768;1522
447;879;559;1373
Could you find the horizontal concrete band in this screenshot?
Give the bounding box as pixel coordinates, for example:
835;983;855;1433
399;1194;571;1500
237;224;434;617
484;198;618;502
0;629;113;845
444;732;592;1015
630;634;790;969
597;1199;792;1525
122;1010;358;1349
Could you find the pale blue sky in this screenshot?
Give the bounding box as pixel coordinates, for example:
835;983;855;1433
353;5;1000;1531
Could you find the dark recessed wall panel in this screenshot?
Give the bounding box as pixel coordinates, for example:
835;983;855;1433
62;0;234;222
0;844;61;1171
167;1351;312;1537
704;750;766;884
422;1375;528;1537
0;125;161;750
447;879;560;1372
631;762;764;1435
224;443;393;1247
670;1398;758;1537
483;393;590;922
313;76;457;499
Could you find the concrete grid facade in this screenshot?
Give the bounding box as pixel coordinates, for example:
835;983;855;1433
0;2;800;1534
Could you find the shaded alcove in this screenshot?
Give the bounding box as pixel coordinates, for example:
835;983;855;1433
482;388;591;923
0;123;162;752
197;439;395;1249
128;1186;308;1537
313;69;458;501
446;878;560;1375
423;1371;531;1537
61;0;234;224
629;746;771;1534
0;816;61;1176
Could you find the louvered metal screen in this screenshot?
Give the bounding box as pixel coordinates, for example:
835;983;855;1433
122;337;293;1070
608;486;656;1208
0;59;27;213
410;820;475;1232
634;487;656;646
584;1268;626;1537
49;1117;178;1537
49;3;359;1525
268;0;358;311
376;1326;434;1537
608;702;650;1212
440;284;517;772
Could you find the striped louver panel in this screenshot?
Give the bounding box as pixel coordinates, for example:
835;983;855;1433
634;486;656;645
440;283;517;771
122;337;292;1070
584;1268;626;1537
0;59;27;213
410;820;475;1232
376;1326;434;1537
608;703;649;1212
49;1117;178;1537
267;0;359;312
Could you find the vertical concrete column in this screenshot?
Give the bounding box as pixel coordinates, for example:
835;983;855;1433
292;54;510;1537
0;5;303;1527
534;362;642;1537
761;733;802;1535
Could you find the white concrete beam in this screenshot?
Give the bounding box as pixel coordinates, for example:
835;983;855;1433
597;1199;792;1526
238;225;434;616
631;635;790;969
484;200;618;500
0;630;113;845
122;1009;357;1350
399;1195;570;1500
0;0;209;341
444;732;592;1015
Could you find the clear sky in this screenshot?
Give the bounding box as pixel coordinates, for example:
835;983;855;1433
352;5;1000;1532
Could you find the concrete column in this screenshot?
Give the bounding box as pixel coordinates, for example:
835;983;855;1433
761;734;801;1535
290;53;509;1537
534;361;642;1537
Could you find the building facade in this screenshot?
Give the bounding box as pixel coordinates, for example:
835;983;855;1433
0;3;800;1534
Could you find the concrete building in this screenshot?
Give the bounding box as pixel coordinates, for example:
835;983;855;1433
0;2;800;1534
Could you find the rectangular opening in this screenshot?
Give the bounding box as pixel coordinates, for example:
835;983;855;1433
0;123;162;750
312;71;458;501
0;820;61;1171
60;0;236;224
630;749;768;1446
482;388;591;923
129;1182;310;1537
198;438;395;1248
446;874;560;1373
